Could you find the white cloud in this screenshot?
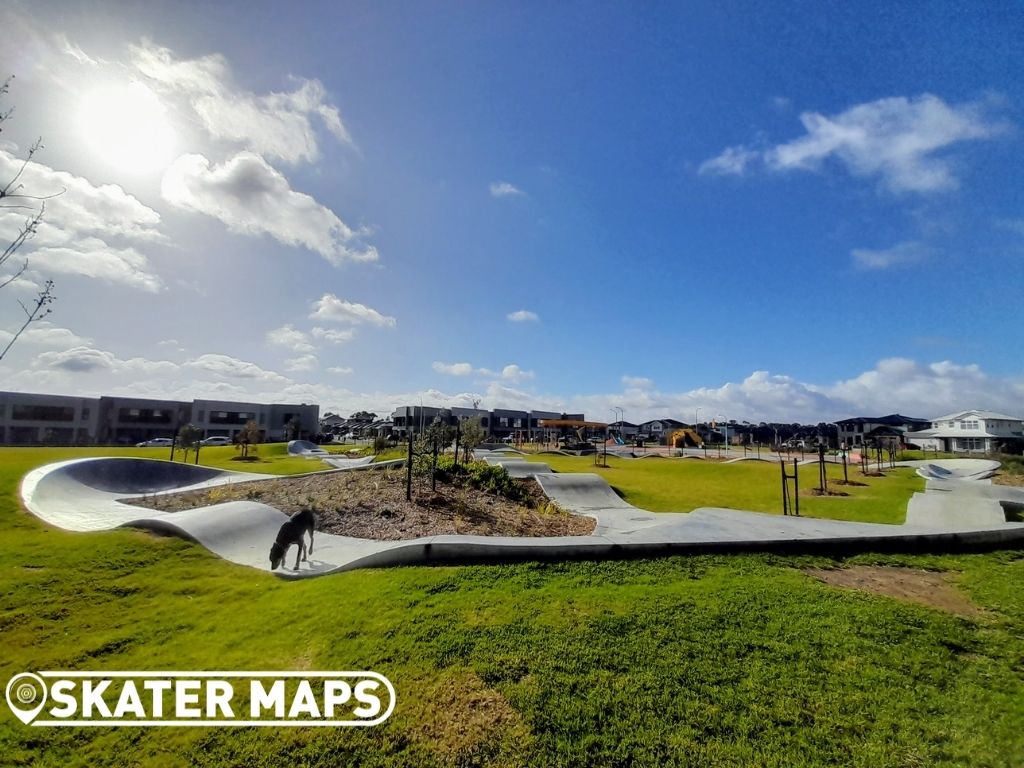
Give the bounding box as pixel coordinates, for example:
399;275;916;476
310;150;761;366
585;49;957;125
130;39;351;164
499;364;534;382
309;293;396;327
701;94;1006;193
311;326;355;344
327;366;353;375
698;145;759;176
284;354;318;372
490;181;524;198
507;309;539;323
266;324;314;353
0;150;164;291
161;152;378;265
27;240;163;292
35;346;177;375
0;150;163;242
622;375;654;389
851;241;931;270
184;353;291;383
433;361;475;376
0;323;91;348
432;360;534;383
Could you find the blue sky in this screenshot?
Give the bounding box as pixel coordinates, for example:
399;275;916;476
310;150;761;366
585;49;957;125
0;1;1021;423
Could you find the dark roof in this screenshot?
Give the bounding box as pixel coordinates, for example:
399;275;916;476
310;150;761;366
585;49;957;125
835;413;929;427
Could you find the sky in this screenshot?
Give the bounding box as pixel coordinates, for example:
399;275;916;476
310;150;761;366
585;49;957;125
0;0;1022;425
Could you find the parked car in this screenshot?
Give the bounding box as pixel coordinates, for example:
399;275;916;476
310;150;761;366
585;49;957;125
136;438;173;447
200;436;233;446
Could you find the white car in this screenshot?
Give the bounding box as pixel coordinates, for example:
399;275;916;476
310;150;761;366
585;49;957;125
136;438;173;447
200;436;233;446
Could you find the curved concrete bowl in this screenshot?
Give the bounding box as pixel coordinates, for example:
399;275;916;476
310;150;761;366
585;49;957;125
19;456;1024;579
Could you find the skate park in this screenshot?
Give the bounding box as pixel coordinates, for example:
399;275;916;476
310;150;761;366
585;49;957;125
19;447;1024;579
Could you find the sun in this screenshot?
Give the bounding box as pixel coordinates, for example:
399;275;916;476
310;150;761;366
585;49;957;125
78;81;176;173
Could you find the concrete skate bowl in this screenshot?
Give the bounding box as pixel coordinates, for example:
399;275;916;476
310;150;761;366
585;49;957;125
20;457;265;532
287;440;329;457
913;459;1001;482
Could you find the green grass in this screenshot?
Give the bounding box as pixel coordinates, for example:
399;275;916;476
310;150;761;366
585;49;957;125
527;454;922;524
1;448;1023;766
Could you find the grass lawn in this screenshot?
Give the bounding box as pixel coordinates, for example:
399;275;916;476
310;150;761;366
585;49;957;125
527;454;923;524
2;447;1022;766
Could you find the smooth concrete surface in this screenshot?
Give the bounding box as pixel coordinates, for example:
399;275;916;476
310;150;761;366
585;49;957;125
19;456;1024;579
287;439;329;458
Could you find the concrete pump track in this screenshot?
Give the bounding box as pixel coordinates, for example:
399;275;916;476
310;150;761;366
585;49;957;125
19;452;1024;579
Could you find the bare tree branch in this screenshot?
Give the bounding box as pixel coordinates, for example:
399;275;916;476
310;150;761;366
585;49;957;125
0;280;55;362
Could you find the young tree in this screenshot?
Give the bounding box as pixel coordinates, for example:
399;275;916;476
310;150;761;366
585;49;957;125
176;424;201;462
235;419;261;458
0;76;59;363
459;417;486;463
285;417;301;441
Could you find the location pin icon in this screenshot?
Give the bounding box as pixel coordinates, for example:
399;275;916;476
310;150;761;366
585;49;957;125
5;673;48;725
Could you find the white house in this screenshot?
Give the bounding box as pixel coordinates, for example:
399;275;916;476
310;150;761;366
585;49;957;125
909;410;1024;453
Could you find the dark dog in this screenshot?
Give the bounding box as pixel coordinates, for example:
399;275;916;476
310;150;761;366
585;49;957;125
270;509;315;571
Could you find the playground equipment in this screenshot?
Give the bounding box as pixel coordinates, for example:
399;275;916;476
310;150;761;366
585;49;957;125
668;428;703;448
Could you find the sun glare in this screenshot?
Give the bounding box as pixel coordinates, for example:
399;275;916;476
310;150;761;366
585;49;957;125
78;81;176;173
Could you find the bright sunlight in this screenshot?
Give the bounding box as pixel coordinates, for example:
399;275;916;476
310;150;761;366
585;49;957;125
78;81;175;173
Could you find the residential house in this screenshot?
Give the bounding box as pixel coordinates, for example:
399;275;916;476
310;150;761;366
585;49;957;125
909;410;1024;453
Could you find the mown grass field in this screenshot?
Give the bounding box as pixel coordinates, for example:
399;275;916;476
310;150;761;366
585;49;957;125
1;447;1022;766
526;453;922;524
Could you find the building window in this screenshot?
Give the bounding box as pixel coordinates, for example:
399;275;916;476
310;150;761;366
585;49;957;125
81;408;90;420
11;404;75;422
961;421;978;430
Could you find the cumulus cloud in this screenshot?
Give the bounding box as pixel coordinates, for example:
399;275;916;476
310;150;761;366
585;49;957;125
35;346;177;375
433;361;534;382
266;324;314;353
489;181;524;198
161;152;378;265
184;353;291;383
507;309;539;323
701;94;1006;193
327;366;353;375
0;323;91;348
622;375;654;389
284;354;318;372
851;241;931;270
309;293;396;327
0;150;164;291
130;39;351;164
27;240;163;292
433;361;475;376
311;326;355;344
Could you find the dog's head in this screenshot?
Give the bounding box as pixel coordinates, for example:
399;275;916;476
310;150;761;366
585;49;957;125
269;542;285;570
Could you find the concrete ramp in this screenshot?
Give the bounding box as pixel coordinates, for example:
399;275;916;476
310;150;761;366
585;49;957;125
287;440;329;457
535;473;635;511
322;455;375;469
483;458;553;477
911;459;1001;481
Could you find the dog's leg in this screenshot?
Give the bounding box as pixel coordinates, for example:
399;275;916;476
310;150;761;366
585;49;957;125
308;527;314;556
301;537;308;562
294;541;302;570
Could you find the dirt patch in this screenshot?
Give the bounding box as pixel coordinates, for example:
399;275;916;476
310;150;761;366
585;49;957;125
124;468;594;540
806;565;983;618
403;669;535;767
832;479;868;487
804;488;850;497
994;473;1024;487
